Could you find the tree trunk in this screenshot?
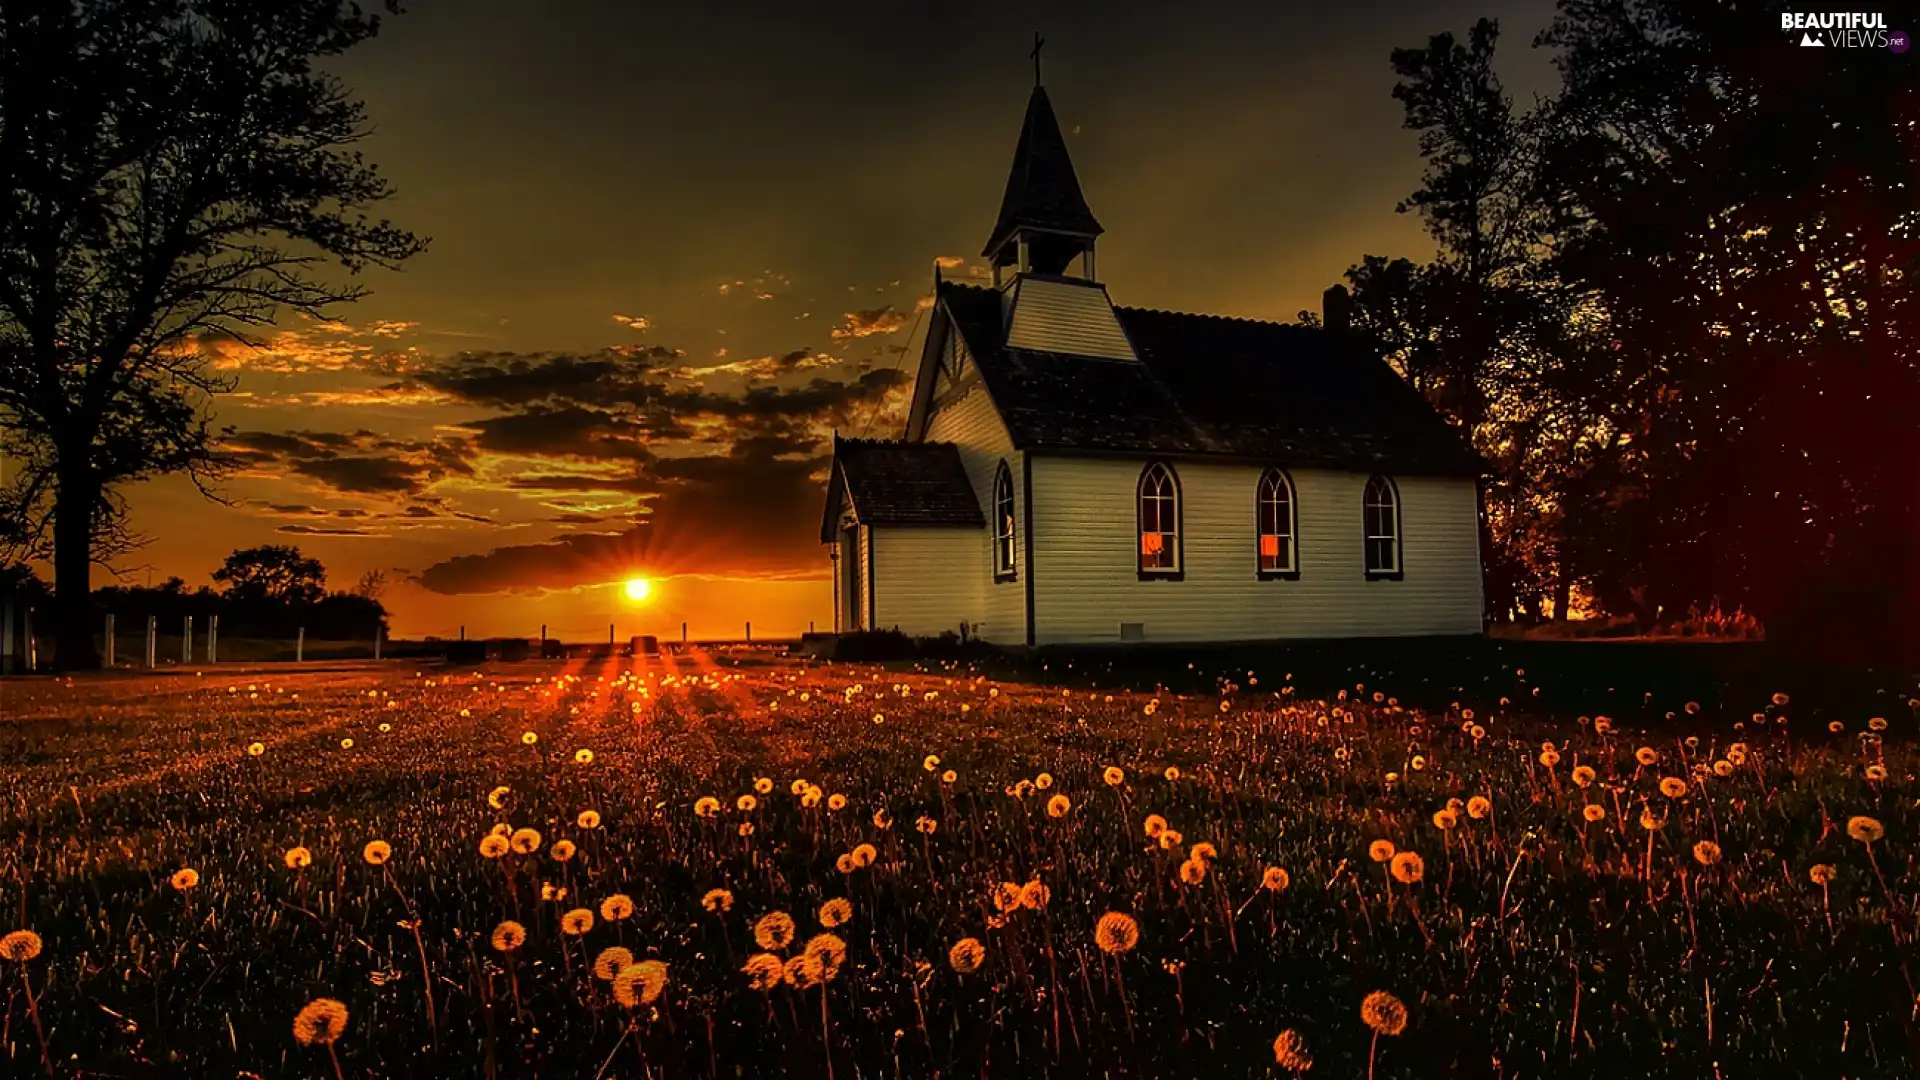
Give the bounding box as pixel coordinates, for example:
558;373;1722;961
52;465;100;671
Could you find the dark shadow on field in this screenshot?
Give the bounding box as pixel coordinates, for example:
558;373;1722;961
878;636;1918;731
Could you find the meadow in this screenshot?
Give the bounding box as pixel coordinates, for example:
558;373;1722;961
2;650;1917;1078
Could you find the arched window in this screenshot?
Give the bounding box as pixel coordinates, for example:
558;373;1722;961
1257;469;1297;577
992;461;1016;580
1363;474;1401;578
1137;462;1181;577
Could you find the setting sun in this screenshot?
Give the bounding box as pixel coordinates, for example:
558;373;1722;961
622;577;652;602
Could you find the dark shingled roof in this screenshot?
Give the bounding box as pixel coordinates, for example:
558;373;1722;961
981;86;1103;259
936;280;1485;476
820;436;985;542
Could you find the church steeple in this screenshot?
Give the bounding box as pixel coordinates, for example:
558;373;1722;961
982;76;1103;283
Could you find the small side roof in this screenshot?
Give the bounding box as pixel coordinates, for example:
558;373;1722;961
819;436;986;543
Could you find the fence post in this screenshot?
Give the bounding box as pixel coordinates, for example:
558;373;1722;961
608;623;614;647
183;615;193;664
459;625;466;642
23;607;34;671
374;624;382;661
539;624;547;657
745;621;751;643
681;621;687;645
296;626;305;663
208;615;219;664
1;597;12;675
104;613;115;668
145;615;156;668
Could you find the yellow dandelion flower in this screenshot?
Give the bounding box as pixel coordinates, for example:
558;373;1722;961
754;776;774;794
171;868;199;890
1034;772;1054;789
521;731;538;745
1094;912;1139;954
694;797;721;818
743;952;786;991
1692;841;1722;866
292;998;348;1046
948;937;986;973
1273;1028;1313;1071
561;908;596;935
284;846;313;869
1361;990;1408;1036
594;946;634;981
574;749;594;765
755;911;797;951
1179;858;1207;884
1368;840;1396;864
1571;765;1596;787
1020;879;1051;909
1103;766;1125;786
916;816;938;835
1809;863;1837;885
872;809;893;829
1047;794;1072;818
339;738;353;750
613;960;667;1006
1262;866;1290;892
1659;777;1688;798
923;755;941;772
600;894;635;921
490;920;526;952
851;843;878;868
363;841;391;866
1466;796;1491;820
510;828;542;855
1390;851;1425;884
702;889;734;914
479;834;510;859
247;742;266;757
1583;804;1605;823
577;810;601;829
1635;747;1658;766
827;793;848;811
1848;815;1885;843
1158;829;1184;849
737;794;758;812
0;930;43;962
1144;814;1169;838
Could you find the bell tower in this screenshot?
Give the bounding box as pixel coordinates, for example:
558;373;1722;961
982;42;1103;287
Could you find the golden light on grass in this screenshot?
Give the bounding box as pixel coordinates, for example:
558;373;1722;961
622;576;652;602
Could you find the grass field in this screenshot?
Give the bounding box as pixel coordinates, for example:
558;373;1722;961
2;649;1918;1077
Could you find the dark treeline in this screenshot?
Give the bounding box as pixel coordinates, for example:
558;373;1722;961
2;546;387;642
1330;3;1916;662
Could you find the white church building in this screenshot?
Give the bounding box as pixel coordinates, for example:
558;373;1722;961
821;81;1486;646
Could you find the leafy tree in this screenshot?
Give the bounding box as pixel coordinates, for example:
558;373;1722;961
213;545;326;608
0;1;425;669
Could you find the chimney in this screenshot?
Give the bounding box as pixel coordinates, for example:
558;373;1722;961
1322;284;1352;335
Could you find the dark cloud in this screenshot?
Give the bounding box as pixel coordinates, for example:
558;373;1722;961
456;404;656;463
416;446;829;594
277;524;381;536
230;429;477;498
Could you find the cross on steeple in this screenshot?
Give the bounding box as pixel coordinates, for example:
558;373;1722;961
1030;31;1044;87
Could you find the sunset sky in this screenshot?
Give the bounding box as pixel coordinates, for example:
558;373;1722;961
107;0;1558;641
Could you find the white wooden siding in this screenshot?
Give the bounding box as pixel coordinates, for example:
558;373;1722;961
923;356;1022;643
1004;276;1137;361
1029;457;1482;644
855;525;872;631
871;528;985;637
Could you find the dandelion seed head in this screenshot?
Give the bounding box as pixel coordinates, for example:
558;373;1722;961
0;930;43;962
1094;912;1139;954
755;911;797;951
948;936;986;973
1361;990;1408;1036
490;920;526;952
292;998;348;1047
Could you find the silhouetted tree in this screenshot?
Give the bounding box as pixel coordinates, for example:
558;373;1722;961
214;546;327;608
0;1;425;669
